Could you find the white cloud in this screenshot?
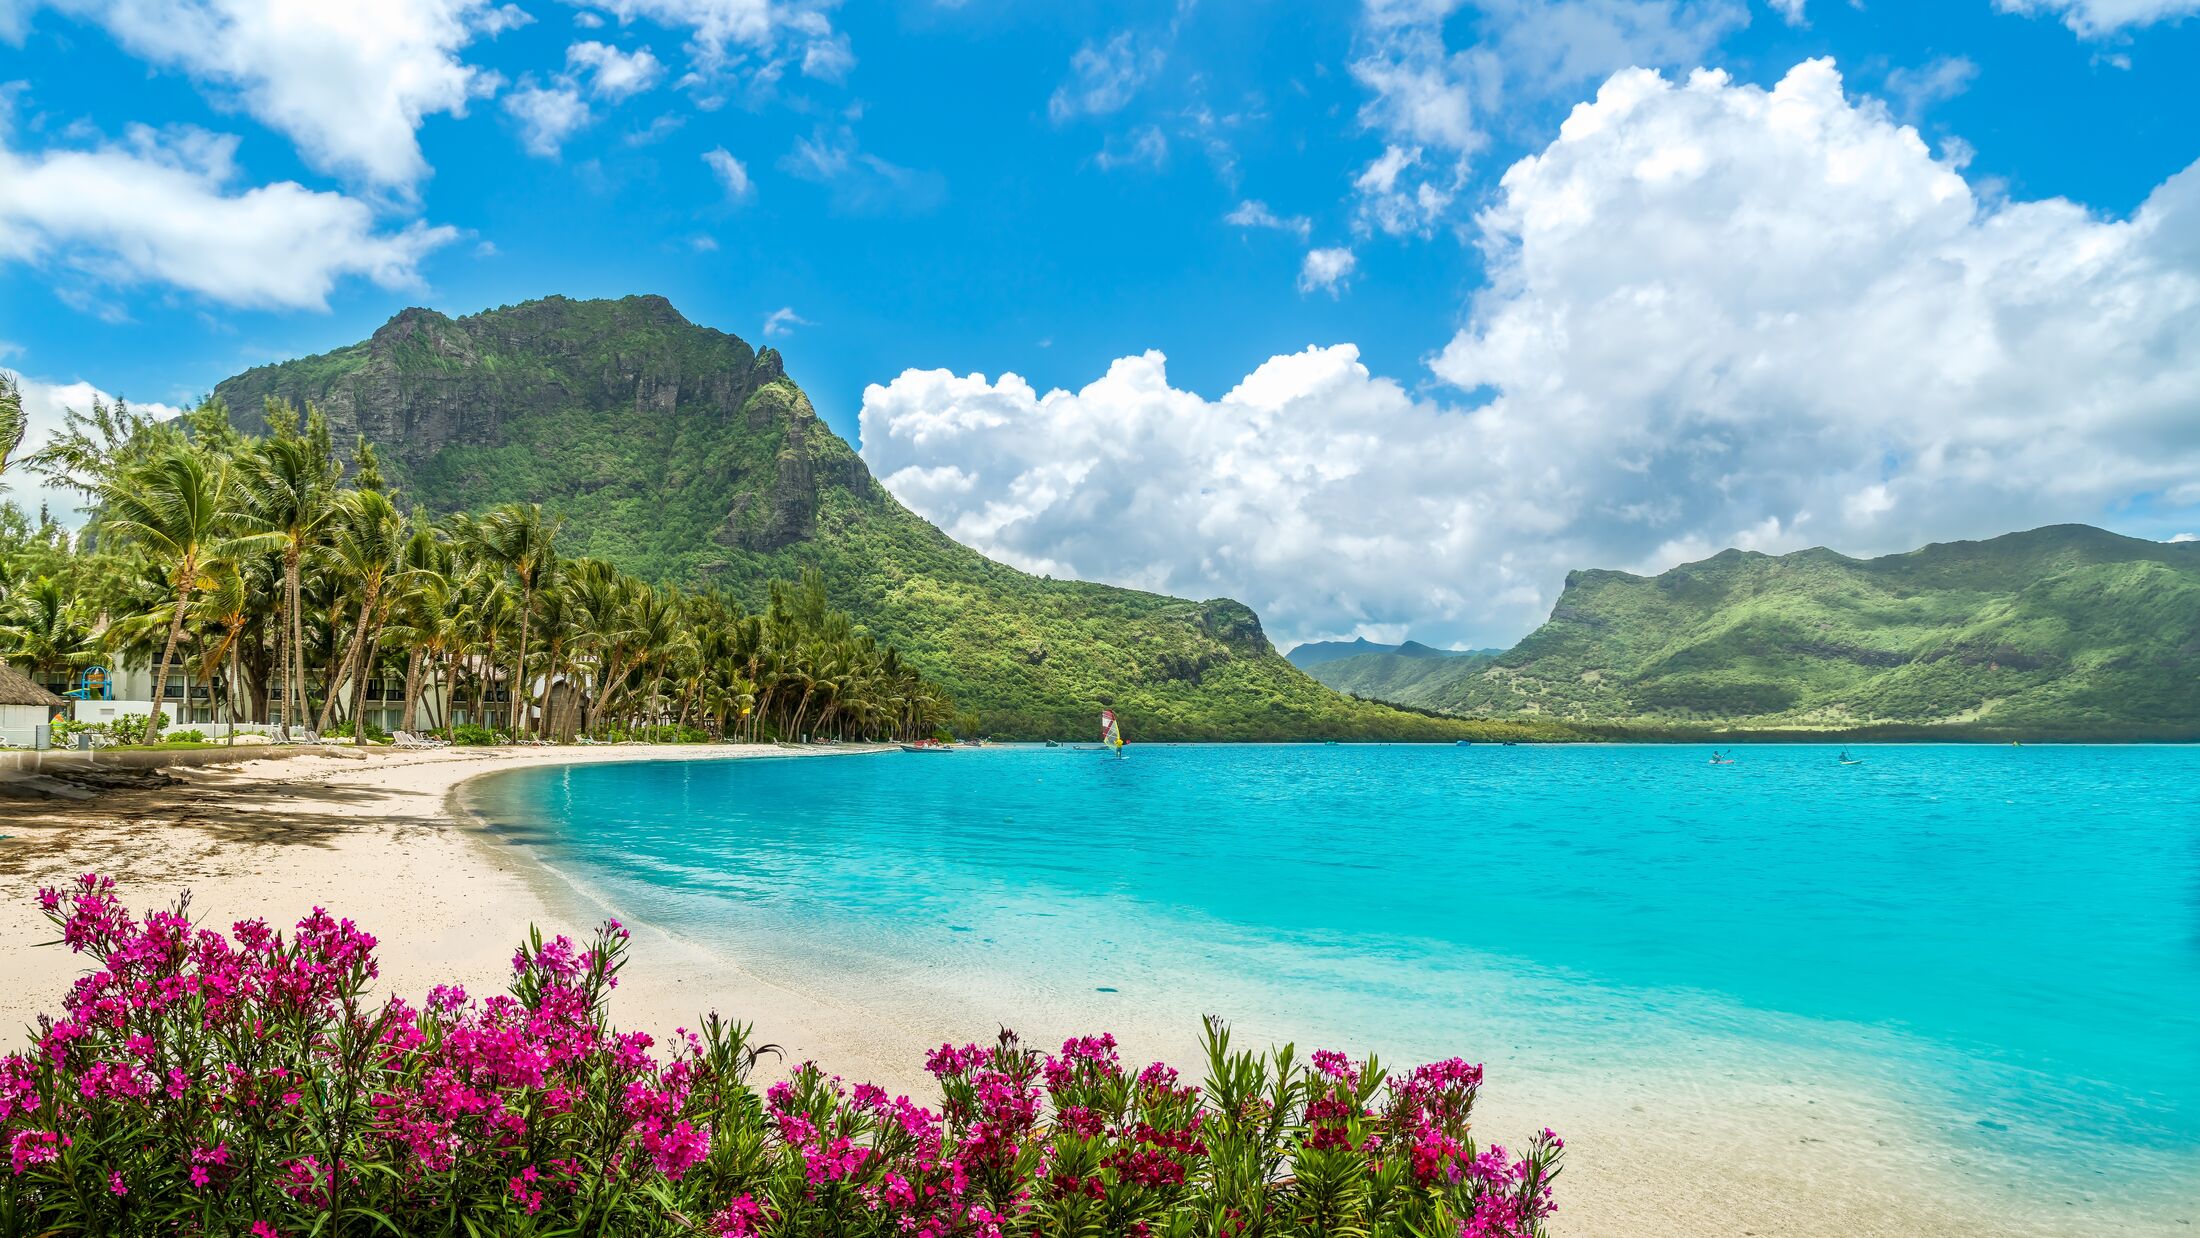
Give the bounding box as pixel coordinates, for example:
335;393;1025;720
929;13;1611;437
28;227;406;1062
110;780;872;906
1348;1;1746;233
702;145;752;199
1226;200;1312;240
781;125;944;214
568;40;664;99
858;60;2200;648
1767;0;1806;24
1354;144;1460;237
13;0;512;191
1995;0;2200;36
1298;247;1357;295
1094;124;1168;172
1049;29;1164;123
568;0;845;80
502;41;663;156
2170;532;2197;543
1883;55;1978;121
762;306;811;337
1;368;185;519
505;82;591;157
0;122;457;310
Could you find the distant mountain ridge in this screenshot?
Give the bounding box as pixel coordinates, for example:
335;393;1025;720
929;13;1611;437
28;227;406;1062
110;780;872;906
1301;525;2200;737
212;295;1558;742
1284;639;1489;669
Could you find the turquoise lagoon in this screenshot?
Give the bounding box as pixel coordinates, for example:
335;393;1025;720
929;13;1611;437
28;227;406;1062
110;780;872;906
465;744;2200;1219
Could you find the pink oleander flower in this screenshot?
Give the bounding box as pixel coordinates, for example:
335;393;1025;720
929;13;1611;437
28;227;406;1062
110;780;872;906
3;876;1560;1236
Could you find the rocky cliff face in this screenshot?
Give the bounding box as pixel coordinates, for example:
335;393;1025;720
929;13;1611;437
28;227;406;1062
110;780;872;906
215;294;868;554
222;295;765;461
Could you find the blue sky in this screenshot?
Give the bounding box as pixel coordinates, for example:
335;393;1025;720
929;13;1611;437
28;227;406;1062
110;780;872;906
3;0;2197;646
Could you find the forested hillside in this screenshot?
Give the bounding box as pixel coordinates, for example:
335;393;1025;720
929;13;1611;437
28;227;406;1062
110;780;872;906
1306;526;2200;738
215;296;1565;741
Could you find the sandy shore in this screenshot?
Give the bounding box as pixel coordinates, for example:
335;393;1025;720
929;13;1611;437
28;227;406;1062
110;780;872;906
0;746;2173;1237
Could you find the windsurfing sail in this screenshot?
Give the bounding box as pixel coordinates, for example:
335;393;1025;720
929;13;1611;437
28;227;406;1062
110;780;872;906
1100;710;1126;758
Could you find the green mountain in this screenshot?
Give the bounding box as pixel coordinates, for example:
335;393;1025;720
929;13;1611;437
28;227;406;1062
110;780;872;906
213;295;1563;742
1303;525;2200;738
1284;639;1490;670
1307;647;1501;702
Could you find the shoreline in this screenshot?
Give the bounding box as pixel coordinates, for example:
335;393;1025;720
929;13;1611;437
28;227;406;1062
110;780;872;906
0;745;2180;1236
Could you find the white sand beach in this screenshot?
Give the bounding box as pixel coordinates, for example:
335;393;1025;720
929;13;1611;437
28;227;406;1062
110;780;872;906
0;747;2170;1238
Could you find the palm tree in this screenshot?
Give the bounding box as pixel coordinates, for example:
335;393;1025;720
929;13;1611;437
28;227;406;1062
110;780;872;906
233;428;339;738
323;489;405;747
478;503;559;737
569;559;636;736
190;560;252;745
0;575;99;691
0;373;24;481
96;448;231;739
383;515;453;736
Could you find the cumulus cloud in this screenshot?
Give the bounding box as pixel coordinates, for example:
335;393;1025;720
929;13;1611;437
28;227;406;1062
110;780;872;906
702;146;753;199
0;123;457;310
505;82;591;157
1297;247;1357;295
568;40;664;99
860;60;2200;648
2170;532;2198;543
1354;144;1460;237
504;40;667;156
1994;0;2200;36
1226;200;1312;240
1767;0;1806;24
9;0;510;190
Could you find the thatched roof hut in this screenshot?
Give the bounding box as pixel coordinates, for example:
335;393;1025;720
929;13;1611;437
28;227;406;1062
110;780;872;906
0;664;68;709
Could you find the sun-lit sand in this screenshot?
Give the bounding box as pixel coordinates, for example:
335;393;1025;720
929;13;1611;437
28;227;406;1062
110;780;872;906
0;747;2166;1238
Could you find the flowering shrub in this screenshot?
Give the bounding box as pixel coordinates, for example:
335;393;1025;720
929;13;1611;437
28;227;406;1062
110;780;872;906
1;877;1562;1236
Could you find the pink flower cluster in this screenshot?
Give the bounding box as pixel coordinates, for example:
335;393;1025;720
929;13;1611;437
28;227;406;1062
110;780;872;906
0;876;1562;1237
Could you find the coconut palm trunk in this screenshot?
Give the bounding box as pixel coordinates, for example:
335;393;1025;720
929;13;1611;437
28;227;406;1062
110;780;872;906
401;647;424;734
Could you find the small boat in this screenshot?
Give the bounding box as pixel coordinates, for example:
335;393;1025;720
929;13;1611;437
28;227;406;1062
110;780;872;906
1708;749;1736;765
1100;710;1127;759
898;742;955;753
1044;740;1061;748
1455;739;1473;746
1839;747;1866;766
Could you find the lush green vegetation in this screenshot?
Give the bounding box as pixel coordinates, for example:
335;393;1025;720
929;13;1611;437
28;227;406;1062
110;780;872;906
0;392;956;746
1304;648;1498;703
1303;526;2200;739
211;295;1572;742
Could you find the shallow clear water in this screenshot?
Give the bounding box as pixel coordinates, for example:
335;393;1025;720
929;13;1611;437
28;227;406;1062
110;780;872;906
467;743;2200;1208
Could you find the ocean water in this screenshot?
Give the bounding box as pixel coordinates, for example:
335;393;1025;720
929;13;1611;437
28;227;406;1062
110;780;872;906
465;744;2200;1218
